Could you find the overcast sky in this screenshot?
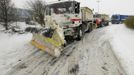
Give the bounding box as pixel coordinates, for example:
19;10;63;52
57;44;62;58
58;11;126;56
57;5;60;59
12;0;134;15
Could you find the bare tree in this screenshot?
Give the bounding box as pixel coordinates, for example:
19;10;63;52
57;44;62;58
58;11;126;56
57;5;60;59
27;0;46;26
0;0;16;30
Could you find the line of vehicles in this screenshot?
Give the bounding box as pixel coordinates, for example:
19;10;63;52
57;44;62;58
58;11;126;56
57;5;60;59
30;0;129;57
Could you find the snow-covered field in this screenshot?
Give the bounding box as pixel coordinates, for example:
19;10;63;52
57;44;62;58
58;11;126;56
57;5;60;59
0;32;33;75
11;22;41;30
0;23;133;75
106;24;134;75
0;22;41;32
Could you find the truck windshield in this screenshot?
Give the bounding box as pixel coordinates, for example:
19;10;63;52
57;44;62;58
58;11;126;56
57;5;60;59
48;1;76;14
94;14;101;18
112;15;119;20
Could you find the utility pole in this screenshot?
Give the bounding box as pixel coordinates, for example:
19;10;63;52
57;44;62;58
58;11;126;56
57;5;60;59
97;0;100;14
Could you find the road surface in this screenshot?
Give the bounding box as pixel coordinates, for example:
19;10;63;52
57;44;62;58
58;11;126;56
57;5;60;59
5;26;126;75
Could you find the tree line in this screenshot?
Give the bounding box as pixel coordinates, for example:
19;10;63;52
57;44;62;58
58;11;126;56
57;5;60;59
0;0;46;30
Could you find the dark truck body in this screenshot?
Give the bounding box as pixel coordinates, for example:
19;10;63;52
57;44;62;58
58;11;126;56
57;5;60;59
111;14;129;24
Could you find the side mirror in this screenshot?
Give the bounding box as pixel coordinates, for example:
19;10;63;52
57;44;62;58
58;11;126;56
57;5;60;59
75;3;80;14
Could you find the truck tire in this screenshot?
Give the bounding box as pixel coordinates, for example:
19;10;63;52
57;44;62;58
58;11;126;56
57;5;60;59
76;27;83;41
87;26;90;33
86;23;92;33
87;24;94;33
65;36;74;44
105;22;109;26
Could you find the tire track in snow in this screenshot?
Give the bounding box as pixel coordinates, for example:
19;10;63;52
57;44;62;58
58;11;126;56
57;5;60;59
6;41;78;75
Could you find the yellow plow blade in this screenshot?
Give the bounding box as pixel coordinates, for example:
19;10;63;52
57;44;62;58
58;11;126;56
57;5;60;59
30;27;66;57
31;39;61;57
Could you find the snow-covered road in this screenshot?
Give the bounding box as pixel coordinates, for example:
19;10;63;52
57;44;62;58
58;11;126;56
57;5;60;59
0;24;127;75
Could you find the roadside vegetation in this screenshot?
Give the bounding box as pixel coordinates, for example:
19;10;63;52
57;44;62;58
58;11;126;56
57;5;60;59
27;0;46;27
125;16;134;29
0;0;18;30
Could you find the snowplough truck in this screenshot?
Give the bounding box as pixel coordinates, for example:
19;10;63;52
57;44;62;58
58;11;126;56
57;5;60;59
31;0;95;57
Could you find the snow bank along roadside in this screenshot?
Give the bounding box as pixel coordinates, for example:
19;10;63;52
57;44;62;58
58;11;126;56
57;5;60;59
0;32;33;75
106;24;134;75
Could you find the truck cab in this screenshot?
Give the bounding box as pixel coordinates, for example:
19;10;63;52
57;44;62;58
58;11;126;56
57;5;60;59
45;1;95;42
111;14;129;24
111;15;121;24
45;1;82;40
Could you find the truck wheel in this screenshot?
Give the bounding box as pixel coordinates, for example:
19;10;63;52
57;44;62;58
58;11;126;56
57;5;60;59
86;23;92;33
87;24;93;33
107;22;109;26
87;26;90;33
76;28;83;41
65;36;74;44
